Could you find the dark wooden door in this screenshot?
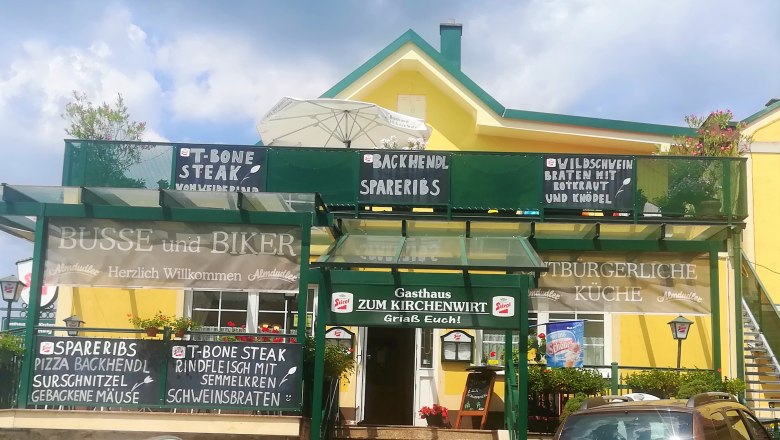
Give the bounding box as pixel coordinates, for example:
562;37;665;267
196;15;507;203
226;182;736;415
362;327;415;425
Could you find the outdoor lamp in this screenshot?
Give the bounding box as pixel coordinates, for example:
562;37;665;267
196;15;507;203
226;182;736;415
1;275;23;331
668;315;694;368
63;315;85;337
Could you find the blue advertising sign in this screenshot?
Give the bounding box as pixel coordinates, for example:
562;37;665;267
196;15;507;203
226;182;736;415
545;320;585;368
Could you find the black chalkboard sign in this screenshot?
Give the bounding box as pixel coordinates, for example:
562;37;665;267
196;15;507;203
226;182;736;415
175;145;267;192
166;341;302;409
455;370;496;429
543;155;634;210
358;151;450;205
31;337;162;405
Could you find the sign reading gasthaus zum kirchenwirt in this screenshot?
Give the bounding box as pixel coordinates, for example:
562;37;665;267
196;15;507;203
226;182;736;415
329;285;518;329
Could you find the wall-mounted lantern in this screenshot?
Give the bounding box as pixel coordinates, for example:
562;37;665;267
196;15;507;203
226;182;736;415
1;275;23;331
63;315;85;337
325;326;354;351
441;330;473;362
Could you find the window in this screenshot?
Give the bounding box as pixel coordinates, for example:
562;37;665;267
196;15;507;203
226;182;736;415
188;288;315;339
742;410;772;440
192;290;248;329
479;312;607;366
480;313;537;366
725;410;751;440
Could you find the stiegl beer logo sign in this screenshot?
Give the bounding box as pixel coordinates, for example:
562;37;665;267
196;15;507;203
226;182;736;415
492;296;515;317
331;292;354;314
329;286;519;329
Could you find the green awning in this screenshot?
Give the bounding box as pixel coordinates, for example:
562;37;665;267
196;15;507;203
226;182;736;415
312;233;547;272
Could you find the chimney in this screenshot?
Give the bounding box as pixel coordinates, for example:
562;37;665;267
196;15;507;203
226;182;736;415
440;22;463;70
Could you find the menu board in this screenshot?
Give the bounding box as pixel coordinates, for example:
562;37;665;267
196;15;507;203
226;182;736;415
30;337;162;405
166;341;302;409
175;145;267;192
455;369;497;429
359;151;450;205
543;155;634;210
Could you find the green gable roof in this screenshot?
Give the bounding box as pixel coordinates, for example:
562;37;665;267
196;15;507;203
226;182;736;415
321;29;693;138
742;98;780;125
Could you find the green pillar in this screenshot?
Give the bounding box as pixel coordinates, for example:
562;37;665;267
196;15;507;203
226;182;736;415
732;229;744;382
310;268;329;440
518;275;529;440
17;214;47;408
710;245;721;374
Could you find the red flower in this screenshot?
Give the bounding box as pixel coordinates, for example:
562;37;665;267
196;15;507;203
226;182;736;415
538;333;545;339
227;321;236;327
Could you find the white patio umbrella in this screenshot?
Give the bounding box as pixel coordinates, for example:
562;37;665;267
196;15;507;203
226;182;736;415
257;97;431;149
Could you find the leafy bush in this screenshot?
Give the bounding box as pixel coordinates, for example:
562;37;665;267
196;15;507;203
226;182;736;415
676;370;723;399
303;336;355;380
526;365;608;395
0;333;24;356
625;369;743;399
560;393;587;423
624;370;681;398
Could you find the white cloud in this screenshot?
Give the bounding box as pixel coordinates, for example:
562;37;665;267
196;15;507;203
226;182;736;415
155;33;338;123
462;0;779;118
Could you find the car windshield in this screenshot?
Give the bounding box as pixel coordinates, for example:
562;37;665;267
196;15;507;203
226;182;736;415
559;411;693;440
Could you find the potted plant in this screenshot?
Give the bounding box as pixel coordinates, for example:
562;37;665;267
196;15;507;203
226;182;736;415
127;311;170;337
418;403;450;428
655;109;751;216
171;316;195;338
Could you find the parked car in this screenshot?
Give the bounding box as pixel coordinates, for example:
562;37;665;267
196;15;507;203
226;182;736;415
554;392;773;440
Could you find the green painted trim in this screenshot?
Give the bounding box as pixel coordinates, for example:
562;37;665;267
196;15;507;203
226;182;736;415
709;246;721;373
319;29;505;116
502;109;695;137
319;29;691;137
742;99;780;125
17;213;47;408
310;269;330;440
517;275;529;438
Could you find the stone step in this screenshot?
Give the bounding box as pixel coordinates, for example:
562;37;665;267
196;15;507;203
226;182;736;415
331;426;522;440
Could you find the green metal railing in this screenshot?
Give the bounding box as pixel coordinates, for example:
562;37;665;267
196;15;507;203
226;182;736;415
742;253;780;360
61;140;748;222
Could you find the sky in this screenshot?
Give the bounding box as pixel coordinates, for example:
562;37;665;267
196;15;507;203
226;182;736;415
0;0;778;294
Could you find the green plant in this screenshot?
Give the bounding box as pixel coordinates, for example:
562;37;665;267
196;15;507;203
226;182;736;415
127;311;170;329
676;370;723;399
722;377;746;396
303;336;356;380
526;365;608;395
171;316;195;332
560;393;587;423
0;333;24;356
625;370;681;398
669;110;751;157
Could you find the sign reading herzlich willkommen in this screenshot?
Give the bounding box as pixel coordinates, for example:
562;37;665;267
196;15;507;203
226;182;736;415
44;218;301;292
329;286;518;329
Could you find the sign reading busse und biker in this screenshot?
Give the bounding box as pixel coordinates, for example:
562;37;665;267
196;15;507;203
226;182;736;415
329;278;521;329
44;218;301;292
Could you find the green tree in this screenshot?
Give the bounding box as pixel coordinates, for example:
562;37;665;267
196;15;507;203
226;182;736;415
62;91;148;188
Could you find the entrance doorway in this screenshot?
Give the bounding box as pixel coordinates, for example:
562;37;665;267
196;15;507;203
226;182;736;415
362;327;415;425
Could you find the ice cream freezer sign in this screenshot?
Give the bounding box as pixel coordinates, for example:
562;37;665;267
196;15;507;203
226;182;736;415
329;286;520;329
